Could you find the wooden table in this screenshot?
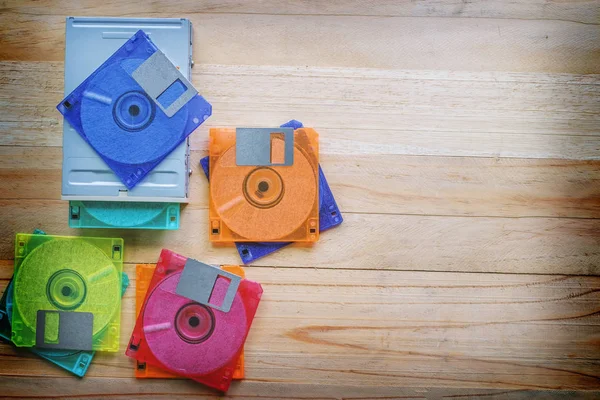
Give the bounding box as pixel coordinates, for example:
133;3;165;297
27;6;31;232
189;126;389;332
1;1;599;398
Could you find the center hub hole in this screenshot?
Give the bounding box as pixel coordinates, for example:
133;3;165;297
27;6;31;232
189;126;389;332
128;104;140;117
61;286;72;297
188;316;200;327
258;181;269;192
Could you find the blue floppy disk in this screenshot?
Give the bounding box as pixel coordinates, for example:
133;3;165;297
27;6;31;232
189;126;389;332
201;120;343;263
57;30;212;189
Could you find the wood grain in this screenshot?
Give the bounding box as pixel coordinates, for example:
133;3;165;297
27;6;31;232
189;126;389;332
1;147;600;218
0;0;599;398
0;265;599;396
0;201;599;275
0;3;598;73
2;62;599;159
2;378;600;400
2;0;599;22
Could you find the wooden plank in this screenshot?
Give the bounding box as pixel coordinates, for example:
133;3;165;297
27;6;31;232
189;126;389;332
196;65;600;138
1;62;599;159
1;147;600;219
0;266;598;392
0;11;597;73
0;201;598;274
2;0;599;23
1;378;599;400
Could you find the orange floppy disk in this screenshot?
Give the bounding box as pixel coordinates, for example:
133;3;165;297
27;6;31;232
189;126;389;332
209;127;319;244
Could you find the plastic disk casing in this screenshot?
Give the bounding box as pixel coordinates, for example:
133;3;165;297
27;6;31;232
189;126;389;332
11;234;124;352
0;273;129;377
209;127;319;243
134;264;245;379
57;30;212;189
1;278;94;376
69;201;180;230
127;250;262;392
201;120;343;263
